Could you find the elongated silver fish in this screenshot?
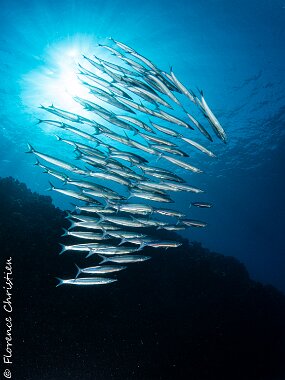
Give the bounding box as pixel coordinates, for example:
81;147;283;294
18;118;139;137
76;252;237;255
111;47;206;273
83;189;124;201
168;68;196;103
154;208;185;218
129;86;173;109
27;144;86;175
39;104;89;124
56;277;117;286
152;144;188;157
96;55;140;77
89;170;131;187
98;254;151;264
198;90;227;143
139;240;182;249
150;121;181;137
68;220;120;231
97;214;148;228
181;137;215;157
145;73;182;106
59;243;103;254
116;115;154;133
191;202;213;208
110;202;154;215
90;91;136;114
138;132;176;146
97;43;124;56
129;189;173;203
34;160;68;182
86;246;139;258
155;109;193;130
75;264;127;278
48;182;97;203
104;231;147;239
74;205;116;214
162;155;202;173
161;181;203;193
184;112;213;142
157;224;187;231
181;219;207;227
62;229;106;240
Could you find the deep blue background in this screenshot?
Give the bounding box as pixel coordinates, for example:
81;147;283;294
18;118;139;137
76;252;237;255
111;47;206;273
0;0;284;291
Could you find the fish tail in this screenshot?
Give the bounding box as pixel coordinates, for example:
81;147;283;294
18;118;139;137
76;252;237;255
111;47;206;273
55;135;62;141
74;149;82;160
59;244;67;255
156;153;163;162
85;250;94;259
137;165;145;174
69;203;78;212
196;87;203;97
55;277;64;287
65;211;73;220
98;254;109;265
47;181;55;191
101;227;108;238
74;264;81;279
68;220;76;230
61;228;69;237
96;213;105;224
26;143;35;154
34;159;40;166
118;238;126;246
138;242;146;251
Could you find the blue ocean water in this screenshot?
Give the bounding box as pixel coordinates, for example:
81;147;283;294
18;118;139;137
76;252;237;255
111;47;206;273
0;0;284;292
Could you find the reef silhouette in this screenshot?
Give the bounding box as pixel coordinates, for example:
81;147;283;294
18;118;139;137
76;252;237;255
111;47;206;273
1;176;285;380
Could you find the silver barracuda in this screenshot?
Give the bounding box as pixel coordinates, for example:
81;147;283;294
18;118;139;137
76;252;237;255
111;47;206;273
168;68;196;103
56;277;117;286
116;115;154;133
129;189;173;203
138;132;176;146
198;90;227;143
75;264;127;278
98;254;151;264
181;137;216;157
68;221;120;231
48;184;99;203
59;243;104;254
62;229;107;240
145;73;182;106
191;202;213;208
39;104;90;124
150;121;181;137
27;144;86;175
184;111;213;142
162;155;203;173
181;219;208;227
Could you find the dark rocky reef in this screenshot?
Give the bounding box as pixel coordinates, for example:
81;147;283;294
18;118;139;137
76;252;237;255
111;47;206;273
1;176;285;380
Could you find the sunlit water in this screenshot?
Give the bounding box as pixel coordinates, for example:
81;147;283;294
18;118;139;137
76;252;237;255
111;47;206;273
0;0;284;291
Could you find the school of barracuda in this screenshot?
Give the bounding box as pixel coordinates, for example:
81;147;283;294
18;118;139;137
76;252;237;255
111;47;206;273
27;37;227;287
